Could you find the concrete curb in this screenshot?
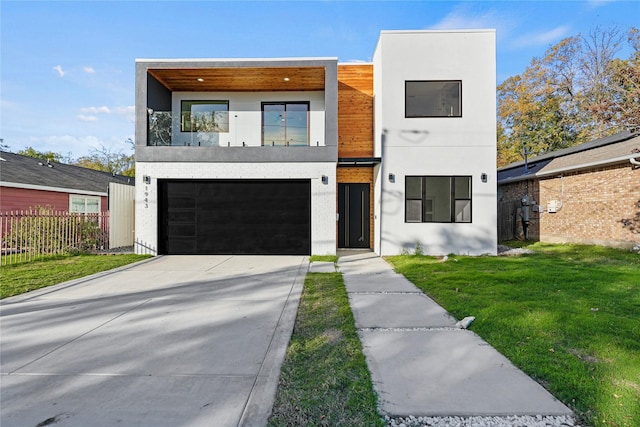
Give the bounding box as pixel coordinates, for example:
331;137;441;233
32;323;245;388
237;256;308;426
0;256;160;305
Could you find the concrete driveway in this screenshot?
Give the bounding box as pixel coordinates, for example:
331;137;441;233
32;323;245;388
0;255;307;427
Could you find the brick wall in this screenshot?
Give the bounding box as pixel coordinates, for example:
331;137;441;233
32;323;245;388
498;162;640;247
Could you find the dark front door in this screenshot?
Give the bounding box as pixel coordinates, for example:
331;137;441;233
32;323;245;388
338;183;370;248
159;180;311;255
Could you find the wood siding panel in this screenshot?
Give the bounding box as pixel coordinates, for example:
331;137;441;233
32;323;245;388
336;167;374;248
338;65;374;158
0;187;70;212
0;187;107;213
149;67;326;92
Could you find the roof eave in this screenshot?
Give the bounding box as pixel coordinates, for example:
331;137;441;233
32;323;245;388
498;155;638;185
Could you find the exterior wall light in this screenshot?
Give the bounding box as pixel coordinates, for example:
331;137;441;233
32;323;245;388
481;173;488;183
143;175;151;184
321;175;329;185
388;173;395;183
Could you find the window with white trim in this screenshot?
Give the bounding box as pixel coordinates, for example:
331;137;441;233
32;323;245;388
405;176;471;223
70;195;101;214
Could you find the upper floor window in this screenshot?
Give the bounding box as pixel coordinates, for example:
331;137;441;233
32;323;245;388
262;102;309;146
181;100;229;132
405;176;471;223
405;81;461;118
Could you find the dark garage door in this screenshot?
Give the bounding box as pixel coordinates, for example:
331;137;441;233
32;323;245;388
159;180;311;255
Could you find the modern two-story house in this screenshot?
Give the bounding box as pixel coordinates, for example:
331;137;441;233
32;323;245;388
134;30;497;256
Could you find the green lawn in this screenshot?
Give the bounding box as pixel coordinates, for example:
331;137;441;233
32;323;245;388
1;254;152;299
388;243;640;427
268;272;384;427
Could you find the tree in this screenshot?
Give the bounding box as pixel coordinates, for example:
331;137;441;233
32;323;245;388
497;37;581;162
602;28;640;132
497;26;638;167
74;139;135;177
16;147;70;163
577;26;626;138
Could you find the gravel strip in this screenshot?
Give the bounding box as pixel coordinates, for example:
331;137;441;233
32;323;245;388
385;414;582;427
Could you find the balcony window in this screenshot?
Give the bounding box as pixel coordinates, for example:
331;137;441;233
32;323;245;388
262;102;309;146
405;81;461;117
405;176;471;223
181;101;229;132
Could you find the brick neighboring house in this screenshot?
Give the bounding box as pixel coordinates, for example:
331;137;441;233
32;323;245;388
497;131;640;248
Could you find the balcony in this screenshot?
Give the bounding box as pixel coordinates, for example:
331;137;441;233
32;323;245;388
147;110;323;148
141;110;336;163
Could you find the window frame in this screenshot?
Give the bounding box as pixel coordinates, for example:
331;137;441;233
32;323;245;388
261;101;310;146
404;175;472;223
69;194;101;214
405;80;462;118
180;100;229;133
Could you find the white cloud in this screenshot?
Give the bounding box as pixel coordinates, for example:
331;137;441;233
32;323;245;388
80;106;111;114
587;0;615;8
77;114;98;122
114;106;136;123
429;5;517;43
83;66;96;74
35;135;104;157
510;26;572;49
431;8;500;30
76;105;135;123
52;65;65;77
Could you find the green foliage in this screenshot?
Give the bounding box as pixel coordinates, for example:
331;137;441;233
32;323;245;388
2;207;108;258
388;243;640;427
16;147;69;163
74;142;134;176
268;273;384;427
1;253;151;299
12;139;135;176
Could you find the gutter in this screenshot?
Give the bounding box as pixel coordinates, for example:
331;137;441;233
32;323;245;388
0;181;108;197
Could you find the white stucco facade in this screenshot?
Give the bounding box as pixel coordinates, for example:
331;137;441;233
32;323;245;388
373;30;497;255
135;161;336;255
134;30;498;257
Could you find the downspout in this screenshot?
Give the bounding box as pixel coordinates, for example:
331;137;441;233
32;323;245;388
630;156;640;167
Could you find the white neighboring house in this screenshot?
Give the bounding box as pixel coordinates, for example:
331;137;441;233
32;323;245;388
134;29;497;256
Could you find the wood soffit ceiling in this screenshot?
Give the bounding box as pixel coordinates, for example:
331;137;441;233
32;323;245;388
148;67;326;92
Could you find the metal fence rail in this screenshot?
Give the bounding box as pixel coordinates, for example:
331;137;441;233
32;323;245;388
0;210;109;265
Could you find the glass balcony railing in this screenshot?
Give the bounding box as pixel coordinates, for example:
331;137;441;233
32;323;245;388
147;111;321;147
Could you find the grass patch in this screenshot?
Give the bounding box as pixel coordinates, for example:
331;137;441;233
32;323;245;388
1;254;152;299
388;243;640;427
309;255;339;264
268;272;384;427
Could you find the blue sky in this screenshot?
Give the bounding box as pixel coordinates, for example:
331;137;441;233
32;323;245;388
1;0;638;159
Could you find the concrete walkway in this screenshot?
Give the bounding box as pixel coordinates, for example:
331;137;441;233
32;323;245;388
1;255;307;427
337;251;573;418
